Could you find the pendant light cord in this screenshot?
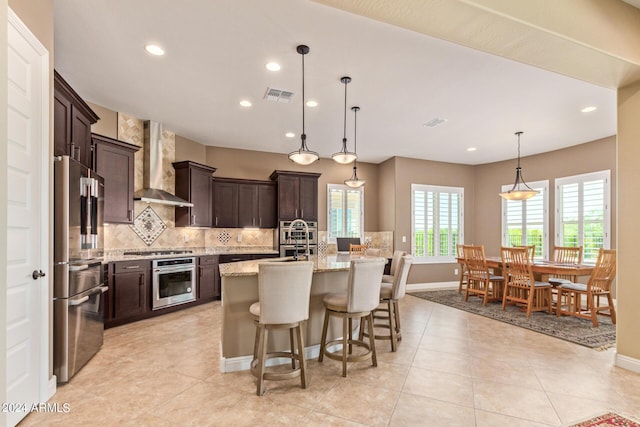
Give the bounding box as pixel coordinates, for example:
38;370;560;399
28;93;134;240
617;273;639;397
353;107;358;167
301;51;305;140
343;80;347;143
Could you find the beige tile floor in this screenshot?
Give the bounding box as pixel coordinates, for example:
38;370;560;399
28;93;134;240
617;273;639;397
20;295;640;426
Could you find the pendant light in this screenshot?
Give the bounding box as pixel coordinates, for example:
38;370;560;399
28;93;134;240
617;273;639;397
332;76;357;164
288;44;319;165
345;106;365;188
499;131;539;200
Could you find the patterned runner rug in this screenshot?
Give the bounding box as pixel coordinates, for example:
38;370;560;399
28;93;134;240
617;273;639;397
410;290;615;348
569;412;640;426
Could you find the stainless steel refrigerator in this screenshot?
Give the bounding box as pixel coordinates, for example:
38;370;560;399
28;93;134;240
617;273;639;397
53;155;107;383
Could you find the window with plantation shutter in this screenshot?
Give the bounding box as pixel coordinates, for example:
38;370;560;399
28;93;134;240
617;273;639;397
411;184;463;263
501;180;549;260
555;170;610;264
327;184;363;242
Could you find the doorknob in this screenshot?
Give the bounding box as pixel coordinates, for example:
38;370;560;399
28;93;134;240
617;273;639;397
32;270;46;280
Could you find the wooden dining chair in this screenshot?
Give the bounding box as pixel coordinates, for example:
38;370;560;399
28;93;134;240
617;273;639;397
556;248;616;327
501;246;552;317
349;244;367;255
456;244;469;294
514;244;536;261
462;245;504;306
548;246;583;286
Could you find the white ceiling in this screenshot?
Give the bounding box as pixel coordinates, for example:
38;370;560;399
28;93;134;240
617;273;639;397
53;0;616;165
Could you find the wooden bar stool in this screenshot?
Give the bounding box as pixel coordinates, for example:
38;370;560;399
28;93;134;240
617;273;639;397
249;261;313;396
318;258;385;377
363;255;412;352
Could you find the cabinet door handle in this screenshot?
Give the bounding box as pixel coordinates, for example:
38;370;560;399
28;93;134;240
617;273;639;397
124;265;140;270
70;143;76;160
215;217;218;226
252;218;255;226
295;209;298;218
191;214;196;223
128;209;133;221
301;209;304;218
75;146;81;161
259;217;262;227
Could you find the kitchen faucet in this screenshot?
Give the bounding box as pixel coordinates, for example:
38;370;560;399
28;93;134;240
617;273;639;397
287;219;310;260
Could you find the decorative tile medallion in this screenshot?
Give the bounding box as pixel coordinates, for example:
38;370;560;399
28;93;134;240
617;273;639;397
217;229;231;245
130;206;167;246
318;240;328;256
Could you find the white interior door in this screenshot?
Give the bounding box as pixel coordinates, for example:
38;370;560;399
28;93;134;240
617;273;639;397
6;9;50;427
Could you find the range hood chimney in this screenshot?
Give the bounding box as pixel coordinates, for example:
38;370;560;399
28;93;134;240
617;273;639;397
134;121;194;207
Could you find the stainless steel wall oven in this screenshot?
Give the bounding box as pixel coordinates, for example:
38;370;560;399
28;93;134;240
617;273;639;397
152;257;196;310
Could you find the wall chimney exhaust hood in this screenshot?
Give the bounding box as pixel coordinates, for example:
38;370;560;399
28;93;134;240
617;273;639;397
134;121;194;207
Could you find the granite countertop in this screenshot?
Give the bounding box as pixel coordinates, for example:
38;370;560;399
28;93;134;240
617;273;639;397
219;254;386;277
105;246;279;262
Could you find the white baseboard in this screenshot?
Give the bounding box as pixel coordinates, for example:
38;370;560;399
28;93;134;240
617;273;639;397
406;281;458;292
615;352;640;374
220;344;322;373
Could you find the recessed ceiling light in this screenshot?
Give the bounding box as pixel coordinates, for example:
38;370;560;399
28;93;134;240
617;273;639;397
285;132;295;138
265;62;281;71
581;106;597;113
144;44;165;56
467;147;477;152
306;100;318;107
239;100;252;107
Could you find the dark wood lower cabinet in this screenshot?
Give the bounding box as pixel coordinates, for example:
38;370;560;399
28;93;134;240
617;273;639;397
106;253;276;328
109;260;150;324
198;255;220;300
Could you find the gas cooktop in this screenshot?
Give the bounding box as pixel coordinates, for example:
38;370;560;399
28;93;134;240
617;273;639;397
123;250;194;256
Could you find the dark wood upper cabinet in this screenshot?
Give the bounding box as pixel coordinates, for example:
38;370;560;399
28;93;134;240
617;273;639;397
173;161;217;227
212;178;277;228
54;70;99;168
237;183;258;227
212;179;239;228
257;183;277;228
92;134;140;224
270;170;321;221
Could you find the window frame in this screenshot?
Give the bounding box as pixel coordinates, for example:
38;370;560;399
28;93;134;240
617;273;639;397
500;179;550;260
326;183;364;244
554;170;611;264
411;184;464;264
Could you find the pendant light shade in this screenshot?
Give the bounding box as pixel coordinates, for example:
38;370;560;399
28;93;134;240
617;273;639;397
332;76;357;164
499;131;538;200
344;106;365;188
289;44;319;165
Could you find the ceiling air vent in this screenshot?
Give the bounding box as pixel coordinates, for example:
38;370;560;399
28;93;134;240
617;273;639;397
264;87;295;103
423;117;448;128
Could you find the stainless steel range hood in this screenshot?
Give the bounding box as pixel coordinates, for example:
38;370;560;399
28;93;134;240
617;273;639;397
134;121;194;207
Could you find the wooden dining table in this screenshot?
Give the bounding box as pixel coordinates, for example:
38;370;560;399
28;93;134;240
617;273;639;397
457;256;594;282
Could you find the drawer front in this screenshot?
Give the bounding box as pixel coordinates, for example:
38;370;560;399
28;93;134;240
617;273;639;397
114;260;150;273
199;255;219;265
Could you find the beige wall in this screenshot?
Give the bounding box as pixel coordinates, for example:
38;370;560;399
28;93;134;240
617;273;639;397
391;157;476;283
377;158;396;232
87;101;117;139
175;134;206;162
474;136;617;256
204;146;380;232
617;80;640;362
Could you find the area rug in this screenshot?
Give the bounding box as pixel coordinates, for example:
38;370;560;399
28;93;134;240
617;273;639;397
570;412;640;426
410;290;615;349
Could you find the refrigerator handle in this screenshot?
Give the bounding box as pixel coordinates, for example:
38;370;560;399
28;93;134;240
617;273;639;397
69;295;89;306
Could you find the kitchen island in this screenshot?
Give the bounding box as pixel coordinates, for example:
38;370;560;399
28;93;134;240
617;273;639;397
219;254;371;372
